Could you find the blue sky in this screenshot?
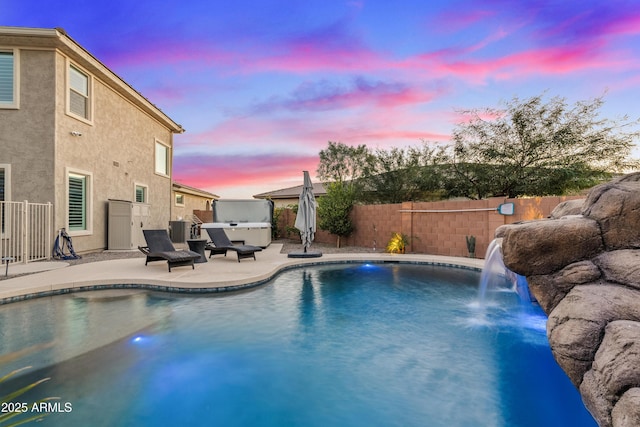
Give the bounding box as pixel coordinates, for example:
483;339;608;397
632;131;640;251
2;0;639;197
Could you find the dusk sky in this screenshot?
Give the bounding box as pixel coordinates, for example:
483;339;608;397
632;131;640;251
3;0;640;198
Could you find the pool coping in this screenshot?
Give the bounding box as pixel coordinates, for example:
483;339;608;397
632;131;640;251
0;244;485;305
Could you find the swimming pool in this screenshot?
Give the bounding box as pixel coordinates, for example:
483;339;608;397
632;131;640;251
1;263;596;426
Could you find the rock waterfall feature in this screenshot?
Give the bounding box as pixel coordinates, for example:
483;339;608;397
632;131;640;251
497;173;640;427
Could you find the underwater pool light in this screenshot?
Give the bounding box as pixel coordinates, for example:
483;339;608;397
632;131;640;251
130;335;153;345
358;263;382;271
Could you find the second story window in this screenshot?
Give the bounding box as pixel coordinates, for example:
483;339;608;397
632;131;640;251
69;63;91;120
155;141;169;176
0;50;18;108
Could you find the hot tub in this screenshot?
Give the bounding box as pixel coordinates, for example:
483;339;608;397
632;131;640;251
202;199;272;248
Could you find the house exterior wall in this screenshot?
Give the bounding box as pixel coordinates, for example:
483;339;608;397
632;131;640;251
1;27;182;254
173;192;212;221
270;198;299;208
52;52;175;251
0;48;56;204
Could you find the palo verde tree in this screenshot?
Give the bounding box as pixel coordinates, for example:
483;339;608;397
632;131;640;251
317;141;448;203
317;141;369;187
445;94;640;199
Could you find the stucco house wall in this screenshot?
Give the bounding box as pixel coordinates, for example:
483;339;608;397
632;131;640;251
1;48;57;205
172;183;218;222
0;26;183;253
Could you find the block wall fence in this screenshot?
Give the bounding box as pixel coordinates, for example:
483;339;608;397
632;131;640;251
277;195;584;259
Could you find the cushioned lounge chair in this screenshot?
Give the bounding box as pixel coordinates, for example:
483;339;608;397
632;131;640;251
204;227;262;262
138;229;201;272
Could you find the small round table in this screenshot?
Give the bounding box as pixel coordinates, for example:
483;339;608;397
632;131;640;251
186;239;208;263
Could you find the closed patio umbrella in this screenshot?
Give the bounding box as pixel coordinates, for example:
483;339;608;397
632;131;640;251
289;171;322;258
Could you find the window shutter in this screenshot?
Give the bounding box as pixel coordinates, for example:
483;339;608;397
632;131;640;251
135;186;145;203
68;175;86;230
69;91;87;117
69;65;89;118
0;52;14;104
69;65;88;94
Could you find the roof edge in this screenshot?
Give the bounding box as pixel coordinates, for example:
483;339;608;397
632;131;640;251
0;26;185;134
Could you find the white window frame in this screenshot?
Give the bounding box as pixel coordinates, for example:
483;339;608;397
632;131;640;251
155;140;170;177
175;193;185;207
65;167;93;236
0;48;19;109
66;60;93;124
134;183;149;204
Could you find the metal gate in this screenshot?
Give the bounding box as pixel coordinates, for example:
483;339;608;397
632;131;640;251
0;201;53;264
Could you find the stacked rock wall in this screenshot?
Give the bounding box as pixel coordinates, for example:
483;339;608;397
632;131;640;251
498;173;640;427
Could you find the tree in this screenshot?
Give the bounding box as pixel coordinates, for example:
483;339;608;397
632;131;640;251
317;182;356;248
361;143;447;203
317;141;369;185
445;94;640;199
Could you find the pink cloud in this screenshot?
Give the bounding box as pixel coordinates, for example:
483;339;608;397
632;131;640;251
451;109;506;125
405;40;628;84
249;78;446;114
601;12;640;37
357;130;450;143
173;153;319;192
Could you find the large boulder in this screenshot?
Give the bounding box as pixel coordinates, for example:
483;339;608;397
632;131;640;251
527;260;601;313
546;284;640;386
501;216;603;276
593;250;640;290
497;173;640;427
580;321;640;427
549;199;585;219
582;173;640;250
612;388;640;427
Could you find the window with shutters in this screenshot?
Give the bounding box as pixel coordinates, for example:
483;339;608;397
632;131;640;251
0;49;19;109
67;170;92;234
68;62;92;122
135;183;148;203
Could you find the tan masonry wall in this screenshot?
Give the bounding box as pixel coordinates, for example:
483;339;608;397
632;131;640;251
279;195;584;258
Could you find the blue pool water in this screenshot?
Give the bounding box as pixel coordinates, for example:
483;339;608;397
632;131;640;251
1;264;596;427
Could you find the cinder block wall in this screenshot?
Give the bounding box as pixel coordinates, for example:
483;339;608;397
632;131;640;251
279;195;583;258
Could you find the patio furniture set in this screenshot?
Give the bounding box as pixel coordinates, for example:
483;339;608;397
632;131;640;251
138;228;262;272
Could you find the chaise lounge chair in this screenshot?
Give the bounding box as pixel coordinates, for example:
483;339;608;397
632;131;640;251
138;229;202;272
204;227;262;262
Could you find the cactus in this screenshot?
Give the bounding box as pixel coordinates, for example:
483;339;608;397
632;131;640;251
465;235;476;258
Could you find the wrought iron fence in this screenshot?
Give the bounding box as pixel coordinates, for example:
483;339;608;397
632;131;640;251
0;201;53;264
